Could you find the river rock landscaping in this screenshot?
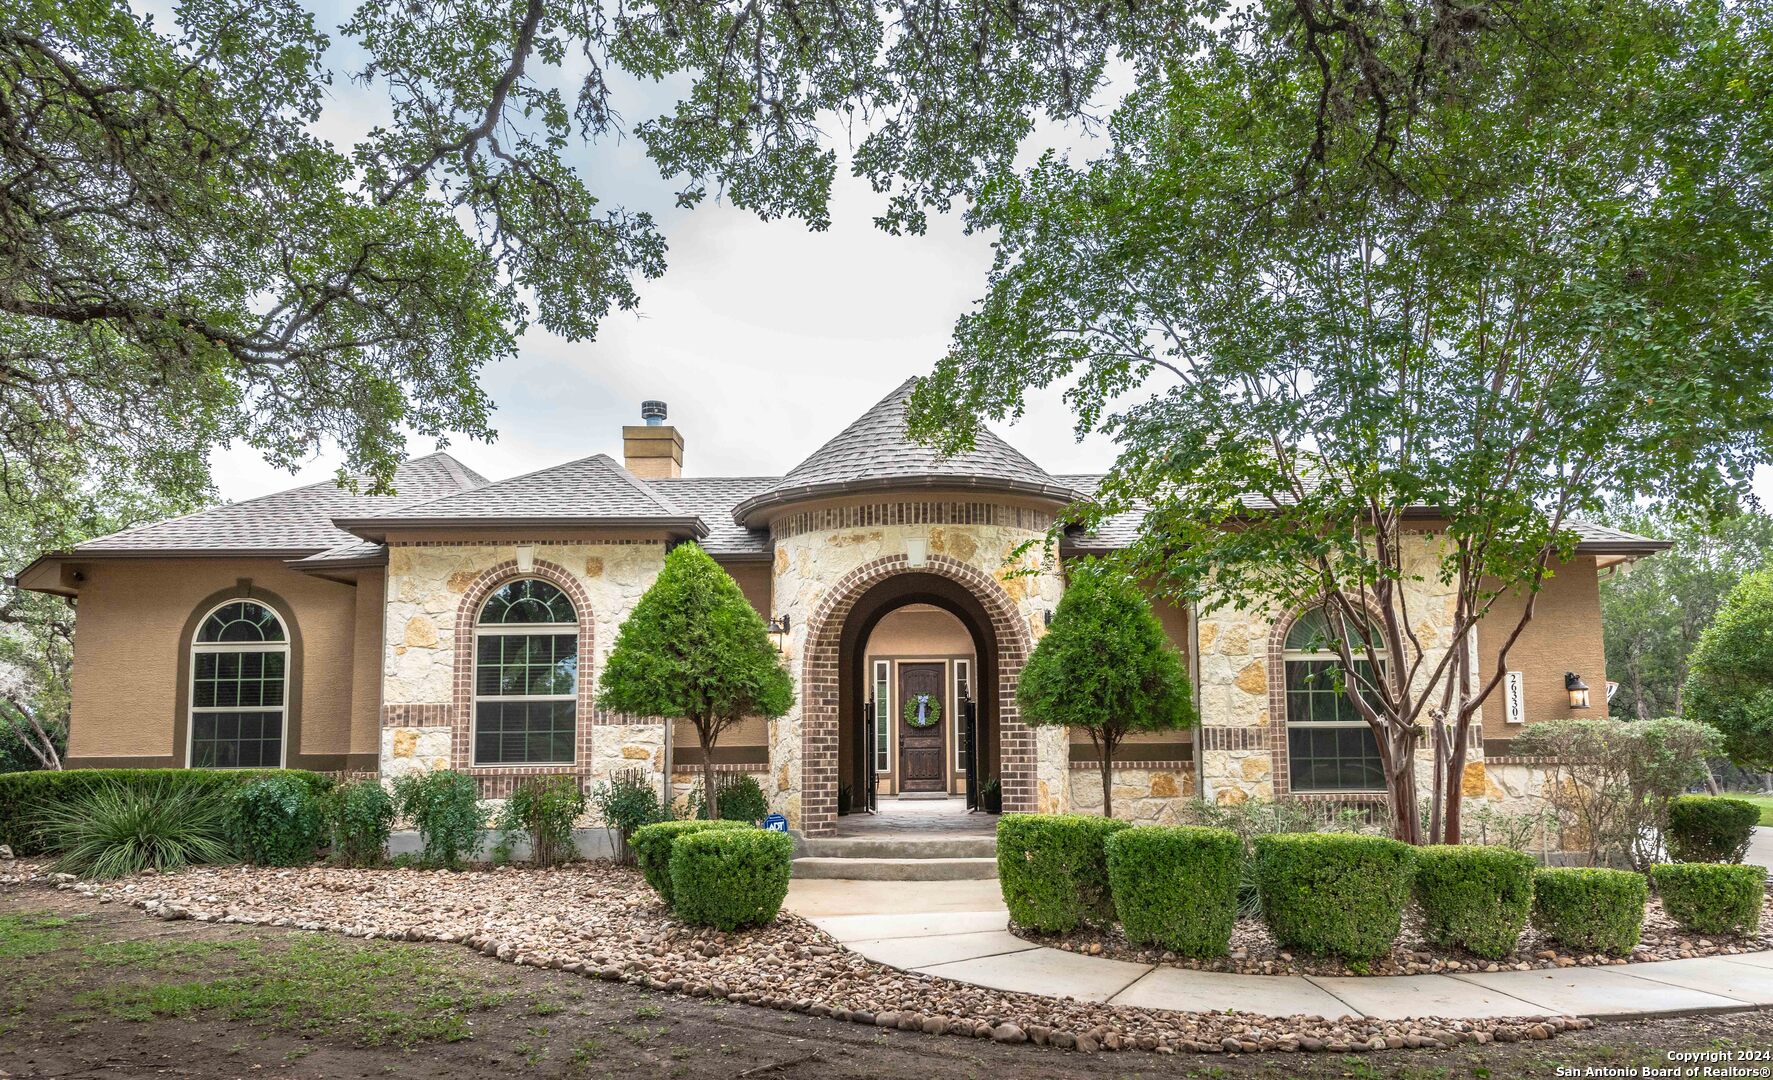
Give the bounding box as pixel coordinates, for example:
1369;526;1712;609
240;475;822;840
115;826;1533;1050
1;859;1595;1056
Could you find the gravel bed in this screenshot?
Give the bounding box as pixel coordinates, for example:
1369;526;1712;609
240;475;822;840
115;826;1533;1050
0;859;1600;1055
1024;893;1773;977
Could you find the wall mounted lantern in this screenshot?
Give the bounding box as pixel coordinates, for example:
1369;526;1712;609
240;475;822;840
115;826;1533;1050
766;614;791;654
1564;671;1591;710
1043;609;1054;628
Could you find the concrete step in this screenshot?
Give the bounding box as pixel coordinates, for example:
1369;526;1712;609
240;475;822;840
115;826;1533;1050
801;835;997;860
791;856;999;881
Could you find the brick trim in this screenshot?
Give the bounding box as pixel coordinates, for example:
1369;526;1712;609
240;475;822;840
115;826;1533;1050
1266;602;1394;798
769;501;1054;541
1196;726;1271;751
798;554;1035;836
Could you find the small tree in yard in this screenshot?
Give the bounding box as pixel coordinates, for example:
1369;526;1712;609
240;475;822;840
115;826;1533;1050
1687;571;1773;772
1017;562;1196;818
599;544;794;820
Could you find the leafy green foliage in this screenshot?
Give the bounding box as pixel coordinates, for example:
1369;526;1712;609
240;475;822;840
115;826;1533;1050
1174;797;1382;918
1665;796;1762;865
1531;868;1648;956
0;767;329;855
588;768;661;865
1016;560;1194;818
1412;846;1535;960
909;1;1773;845
627;819;749;907
228;773;327;867
1253;834;1414;960
1651;863;1766;936
1688;571;1773;771
391;771;485;869
492;776;585;867
34;778;231;879
328;780;395;868
995;814;1130;933
1104;825;1239;957
667;828;794;930
687;773;770;824
599;544;792;828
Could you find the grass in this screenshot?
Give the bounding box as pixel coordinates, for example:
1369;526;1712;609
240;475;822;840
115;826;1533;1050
0;914;80;961
1731;793;1773;826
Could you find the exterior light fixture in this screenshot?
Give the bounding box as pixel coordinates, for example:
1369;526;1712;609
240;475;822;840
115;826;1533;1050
1043;609;1054;628
1564;671;1591;710
766;614;791;653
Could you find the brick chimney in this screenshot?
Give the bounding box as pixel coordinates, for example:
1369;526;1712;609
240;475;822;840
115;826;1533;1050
623;400;683;479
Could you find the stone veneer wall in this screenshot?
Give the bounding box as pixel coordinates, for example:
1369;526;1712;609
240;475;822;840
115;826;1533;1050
378;540;668;804
770;515;1066;833
1067;762;1196;822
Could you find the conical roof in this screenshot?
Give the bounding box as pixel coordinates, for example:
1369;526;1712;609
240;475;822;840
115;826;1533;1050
732;379;1083;526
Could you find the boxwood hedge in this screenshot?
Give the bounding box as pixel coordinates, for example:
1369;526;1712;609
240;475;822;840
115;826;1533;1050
629;819;750;907
1413;844;1535;959
997;814;1130;933
1105;825;1240;957
668;828;795;930
1651;863;1766;935
1531;867;1647;955
1253;833;1414;960
1665;796;1761;864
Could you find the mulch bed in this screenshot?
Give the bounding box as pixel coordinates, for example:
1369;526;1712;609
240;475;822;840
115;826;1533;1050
1;858;1594;1055
1022;893;1773;977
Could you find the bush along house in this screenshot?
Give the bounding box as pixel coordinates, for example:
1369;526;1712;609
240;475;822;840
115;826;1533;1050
14;380;1668;835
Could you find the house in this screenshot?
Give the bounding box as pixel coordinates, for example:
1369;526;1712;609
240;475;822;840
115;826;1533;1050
14;380;1667;834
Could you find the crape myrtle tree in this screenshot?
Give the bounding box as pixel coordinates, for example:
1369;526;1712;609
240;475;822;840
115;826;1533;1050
597;543;793;819
1685;571;1773;773
1016;560;1195;818
908;1;1773;843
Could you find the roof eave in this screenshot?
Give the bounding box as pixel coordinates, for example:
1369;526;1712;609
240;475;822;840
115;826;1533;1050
732;476;1087;528
333;515;711;543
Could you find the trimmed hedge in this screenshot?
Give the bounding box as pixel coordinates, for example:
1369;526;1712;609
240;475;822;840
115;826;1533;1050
1105;825;1240;957
997;814;1131;933
668;828;795;930
1651;863;1767;935
1413;845;1535;959
1253;833;1414;960
229;773;328;866
1665;796;1760;864
1531;867;1647;955
0;768;332;856
629;819;750;907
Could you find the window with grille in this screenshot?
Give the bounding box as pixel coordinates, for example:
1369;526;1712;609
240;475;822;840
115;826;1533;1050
953;659;971;772
1283;608;1386;793
473;579;578;766
873;660;890;774
190;600;287;768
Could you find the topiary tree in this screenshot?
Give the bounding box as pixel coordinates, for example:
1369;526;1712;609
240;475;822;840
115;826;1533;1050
1016;561;1195;818
598;543;794;819
1686;570;1773;771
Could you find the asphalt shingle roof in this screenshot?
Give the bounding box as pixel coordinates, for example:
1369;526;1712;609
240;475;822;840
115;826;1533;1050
732;379;1085;526
646;476;775;556
69;453;488;556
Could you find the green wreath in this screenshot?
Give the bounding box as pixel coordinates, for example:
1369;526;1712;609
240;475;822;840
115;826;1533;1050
903;693;942;729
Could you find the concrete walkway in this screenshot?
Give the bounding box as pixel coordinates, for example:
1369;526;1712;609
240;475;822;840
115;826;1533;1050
783;878;1773;1022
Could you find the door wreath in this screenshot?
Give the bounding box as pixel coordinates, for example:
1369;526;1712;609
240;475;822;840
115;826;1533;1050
903;693;942;729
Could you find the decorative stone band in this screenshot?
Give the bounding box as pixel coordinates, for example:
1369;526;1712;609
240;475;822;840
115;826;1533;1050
769;501;1056;541
388;538;665;548
670;763;770;775
1066;759;1193;771
1196;726;1272;750
382;703;663;729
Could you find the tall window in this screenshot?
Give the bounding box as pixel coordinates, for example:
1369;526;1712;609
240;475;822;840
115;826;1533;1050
190;600;287;768
953;659;971;772
474;579;578;766
872;660;891;774
1284;608;1386;793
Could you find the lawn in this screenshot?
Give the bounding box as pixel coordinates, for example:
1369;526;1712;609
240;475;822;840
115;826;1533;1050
1729;793;1773;826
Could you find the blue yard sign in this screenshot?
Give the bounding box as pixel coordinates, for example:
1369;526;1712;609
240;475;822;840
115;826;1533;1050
761;813;789;833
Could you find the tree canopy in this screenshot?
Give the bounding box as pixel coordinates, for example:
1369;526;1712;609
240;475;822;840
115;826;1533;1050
1017;561;1194;818
910;0;1773;842
1686;570;1773;772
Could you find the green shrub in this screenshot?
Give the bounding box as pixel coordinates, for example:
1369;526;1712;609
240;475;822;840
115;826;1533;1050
391;770;485;868
996;814;1130;933
1531;867;1648;955
492;776;586;867
1651;863;1767;935
589;768;661;866
1413;845;1536;959
628;819;750;906
668;828;795;930
34;778;232;878
685;772;772;823
229;773;327;866
1665;796;1761;864
0;768;331;856
1105;825;1240;957
328;780;394;867
1253;833;1414;960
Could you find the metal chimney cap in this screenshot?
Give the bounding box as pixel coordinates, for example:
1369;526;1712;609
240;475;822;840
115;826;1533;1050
640;400;668;426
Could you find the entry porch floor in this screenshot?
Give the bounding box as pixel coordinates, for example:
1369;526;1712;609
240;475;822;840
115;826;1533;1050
833;795;998;837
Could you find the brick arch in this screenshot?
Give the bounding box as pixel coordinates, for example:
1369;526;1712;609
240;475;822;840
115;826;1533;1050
1265;598;1393;800
450;559;597;793
798;554;1036;836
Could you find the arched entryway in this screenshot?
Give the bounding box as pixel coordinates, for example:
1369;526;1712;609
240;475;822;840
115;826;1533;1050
799;554;1035;836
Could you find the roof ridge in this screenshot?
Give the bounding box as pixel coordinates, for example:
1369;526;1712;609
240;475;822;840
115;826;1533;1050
590;453;688;517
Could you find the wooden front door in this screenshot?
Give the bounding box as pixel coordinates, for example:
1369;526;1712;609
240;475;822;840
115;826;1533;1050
897;662;947;792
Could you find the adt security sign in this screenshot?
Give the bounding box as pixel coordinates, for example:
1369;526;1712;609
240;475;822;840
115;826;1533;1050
761;813;789;833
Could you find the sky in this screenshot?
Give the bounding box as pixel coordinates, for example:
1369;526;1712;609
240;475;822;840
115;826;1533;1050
207;4;1124;501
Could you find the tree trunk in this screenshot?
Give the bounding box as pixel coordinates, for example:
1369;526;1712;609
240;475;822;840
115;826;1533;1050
1444;721;1470;846
699;728;720;822
1386;726;1422;844
1101;749;1114;821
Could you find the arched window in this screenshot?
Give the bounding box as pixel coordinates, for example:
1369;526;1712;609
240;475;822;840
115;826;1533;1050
190;600;288;768
1283;608;1386;793
474;579;578;765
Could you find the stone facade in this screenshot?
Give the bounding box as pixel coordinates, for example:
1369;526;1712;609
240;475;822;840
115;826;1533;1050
1067;763;1196;822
